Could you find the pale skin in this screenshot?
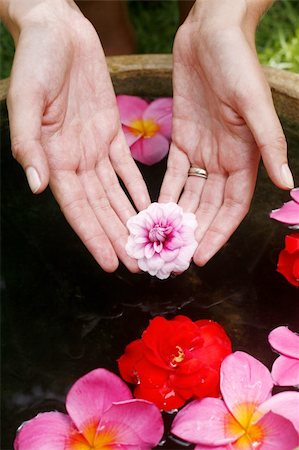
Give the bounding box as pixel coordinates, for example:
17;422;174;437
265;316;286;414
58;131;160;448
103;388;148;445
1;0;294;272
159;0;294;265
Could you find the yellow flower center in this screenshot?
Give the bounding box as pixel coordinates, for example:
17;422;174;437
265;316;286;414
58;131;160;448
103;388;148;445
129;118;160;138
68;421;117;450
225;402;265;449
170;345;185;367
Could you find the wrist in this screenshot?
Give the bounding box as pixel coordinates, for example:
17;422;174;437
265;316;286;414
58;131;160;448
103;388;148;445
1;0;79;42
188;0;273;37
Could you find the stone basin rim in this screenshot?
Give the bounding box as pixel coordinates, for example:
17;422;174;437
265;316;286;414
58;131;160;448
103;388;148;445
1;54;298;127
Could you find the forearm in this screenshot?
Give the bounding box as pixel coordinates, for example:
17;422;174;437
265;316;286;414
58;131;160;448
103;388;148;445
189;0;272;35
0;0;79;42
186;0;273;49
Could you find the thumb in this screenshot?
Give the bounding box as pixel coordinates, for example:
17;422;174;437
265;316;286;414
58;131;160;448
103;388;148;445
7;86;50;194
242;76;294;190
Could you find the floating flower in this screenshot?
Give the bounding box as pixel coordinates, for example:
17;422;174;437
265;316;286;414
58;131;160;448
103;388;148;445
270;187;299;227
14;369;163;450
171;351;299;449
117;95;172;165
269;326;299;387
118;315;232;411
126;202;197;279
276;232;299;286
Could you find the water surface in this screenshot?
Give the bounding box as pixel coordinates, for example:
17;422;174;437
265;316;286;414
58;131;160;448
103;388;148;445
1;103;299;449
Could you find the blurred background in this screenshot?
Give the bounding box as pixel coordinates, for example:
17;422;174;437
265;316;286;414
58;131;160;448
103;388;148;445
1;0;299;79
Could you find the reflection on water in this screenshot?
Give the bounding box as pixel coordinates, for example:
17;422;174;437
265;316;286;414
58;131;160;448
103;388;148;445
1;102;299;449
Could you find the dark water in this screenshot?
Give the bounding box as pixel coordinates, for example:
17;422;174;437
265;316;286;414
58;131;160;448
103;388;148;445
1;102;299;449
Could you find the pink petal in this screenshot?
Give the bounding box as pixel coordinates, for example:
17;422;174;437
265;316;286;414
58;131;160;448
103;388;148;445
117;95;148;126
291;187;299;204
268;326;299;359
270;200;299;225
256;411;299;449
220;352;273;417
143;98;173;139
130;133;170;165
14;412;73;450
271;355;299;386
171;398;242;445
160;247;180;262
122;125;141;147
100;399;164;448
259;391;299;434
66;369;132;432
195;446;227;450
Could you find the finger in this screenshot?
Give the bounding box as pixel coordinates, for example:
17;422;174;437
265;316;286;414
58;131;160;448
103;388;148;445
7;85;50;194
79;169;139;272
178;175;207;212
96;157;137;225
193;173;227;243
193;169;256;266
109;132;151;211
158;142;190;203
240;73;294;190
50;170;119;272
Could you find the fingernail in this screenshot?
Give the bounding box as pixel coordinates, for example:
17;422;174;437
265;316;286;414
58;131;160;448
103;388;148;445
26;166;41;193
281;163;294;189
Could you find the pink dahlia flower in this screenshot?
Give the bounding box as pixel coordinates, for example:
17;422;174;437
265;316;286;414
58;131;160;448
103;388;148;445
126;202;198;279
270;187;299;227
117;95;172;165
269;326;299;387
171;351;299;449
14;368;163;450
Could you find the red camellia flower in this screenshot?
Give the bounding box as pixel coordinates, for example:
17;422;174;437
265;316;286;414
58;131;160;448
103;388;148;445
277;233;299;287
118;315;232;411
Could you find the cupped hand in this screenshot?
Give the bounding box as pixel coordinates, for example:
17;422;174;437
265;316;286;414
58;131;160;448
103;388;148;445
7;2;150;272
159;1;294;266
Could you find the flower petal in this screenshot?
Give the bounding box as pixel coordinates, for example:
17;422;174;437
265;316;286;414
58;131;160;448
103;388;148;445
14;412;73;450
117;95;148;126
268;326;299;359
291;187;299;204
130;133;169;165
66;369;132;432
134;382;186;411
220;352;273;417
271;355;299;386
143;98;173;139
171;398;242;445
100;399;164;448
122;125;142;146
118;339;145;384
270;200;299;225
258;391;299;434
255;411;299;449
195;446;227;450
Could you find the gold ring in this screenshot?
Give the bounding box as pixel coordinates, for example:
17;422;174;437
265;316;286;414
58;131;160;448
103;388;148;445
188;167;208;179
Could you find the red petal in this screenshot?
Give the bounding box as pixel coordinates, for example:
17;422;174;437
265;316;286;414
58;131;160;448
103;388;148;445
277;246;299;287
134;383;186;411
118;340;145;383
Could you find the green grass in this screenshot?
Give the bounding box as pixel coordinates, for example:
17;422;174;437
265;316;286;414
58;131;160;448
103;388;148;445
1;0;299;79
256;0;299;72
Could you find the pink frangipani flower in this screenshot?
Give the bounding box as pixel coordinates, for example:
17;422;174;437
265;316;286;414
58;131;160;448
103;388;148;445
171;351;299;449
14;368;163;450
268;326;299;387
126;202;198;279
117;95;172;165
270;187;299;227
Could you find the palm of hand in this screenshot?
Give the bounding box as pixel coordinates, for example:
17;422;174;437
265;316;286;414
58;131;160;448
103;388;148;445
9;15;149;271
161;24;263;265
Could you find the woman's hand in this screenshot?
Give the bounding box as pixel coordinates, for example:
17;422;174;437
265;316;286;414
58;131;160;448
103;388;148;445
2;0;150;272
159;0;294;266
